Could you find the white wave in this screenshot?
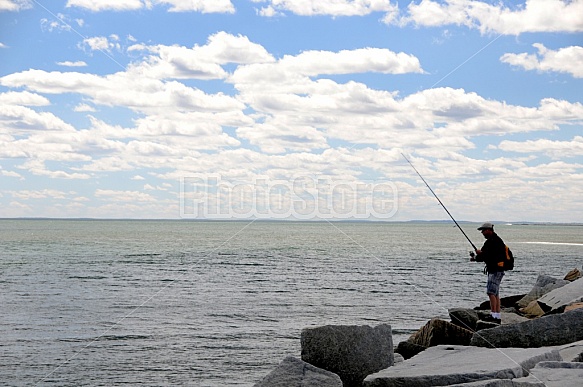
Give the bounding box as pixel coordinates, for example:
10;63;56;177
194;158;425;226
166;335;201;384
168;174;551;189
516;241;583;246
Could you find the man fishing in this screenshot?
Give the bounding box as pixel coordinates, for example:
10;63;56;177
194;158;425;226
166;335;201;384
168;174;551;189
402;155;508;324
470;222;506;324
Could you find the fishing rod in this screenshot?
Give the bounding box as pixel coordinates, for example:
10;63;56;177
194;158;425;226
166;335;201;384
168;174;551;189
402;153;478;251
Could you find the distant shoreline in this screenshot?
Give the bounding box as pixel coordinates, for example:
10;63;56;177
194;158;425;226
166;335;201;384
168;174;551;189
1;217;582;226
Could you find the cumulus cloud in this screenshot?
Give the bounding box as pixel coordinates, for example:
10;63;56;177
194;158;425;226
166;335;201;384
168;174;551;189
95;189;157;202
501;43;583;78
498;136;583;159
399;0;583;35
11;189;75;200
128;32;274;80
0;69;106;94
0;69;245;115
237;123;328;154
21;160;92;179
66;0;145;12
156;0;235;13
0;105;76;133
1;31;582;220
276;48;423;76
57;61;88;67
73;103;96;112
0;91;50;106
81;35;121;53
230;47;423;95
0;0;32;12
66;0;235;13
1;169;23;178
254;0;398;17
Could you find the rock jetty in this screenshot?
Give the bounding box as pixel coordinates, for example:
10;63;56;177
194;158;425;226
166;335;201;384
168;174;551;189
254;268;583;387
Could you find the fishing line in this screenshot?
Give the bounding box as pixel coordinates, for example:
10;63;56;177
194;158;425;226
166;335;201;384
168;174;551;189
402;153;477;251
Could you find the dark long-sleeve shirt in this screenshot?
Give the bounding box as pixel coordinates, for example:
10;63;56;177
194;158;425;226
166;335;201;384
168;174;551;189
476;232;506;273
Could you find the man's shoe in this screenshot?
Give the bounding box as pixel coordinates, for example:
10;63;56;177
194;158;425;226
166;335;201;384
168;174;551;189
482;315;501;324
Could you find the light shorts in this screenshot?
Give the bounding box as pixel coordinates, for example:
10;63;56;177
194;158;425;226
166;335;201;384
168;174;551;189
486;271;505;296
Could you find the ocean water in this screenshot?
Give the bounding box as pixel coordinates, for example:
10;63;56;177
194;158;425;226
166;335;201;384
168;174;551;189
1;219;582;386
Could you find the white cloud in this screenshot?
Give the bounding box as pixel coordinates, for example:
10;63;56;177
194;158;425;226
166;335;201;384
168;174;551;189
501;43;583;78
0;42;7;48
255;0;397;17
498;136;583;159
237;123;328;154
17;158;92;179
57;61;88;67
129;32;274;80
0;105;76;133
275;48;423;76
95;189;157;202
0;91;50;106
11;189;73;200
0;69;106;94
156;0;235;13
1;169;22;178
0;0;32;12
1;32;582;221
65;0;235;13
66;0;145;12
0;69;245;115
81;36;121;53
73;103;96;112
230;47;423;96
400;0;583;35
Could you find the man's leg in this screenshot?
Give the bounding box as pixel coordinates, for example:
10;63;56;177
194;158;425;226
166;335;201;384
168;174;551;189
486;272;504;322
488;293;498;314
491;294;501;313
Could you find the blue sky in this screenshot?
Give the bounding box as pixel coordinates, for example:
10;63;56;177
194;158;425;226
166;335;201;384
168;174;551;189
1;0;582;222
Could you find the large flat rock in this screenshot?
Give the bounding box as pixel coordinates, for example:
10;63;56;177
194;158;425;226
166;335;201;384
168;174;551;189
557;339;583;362
449;379;545;386
363;345;560;387
537;277;583;312
515;361;583;387
470;308;583;348
516;275;569;308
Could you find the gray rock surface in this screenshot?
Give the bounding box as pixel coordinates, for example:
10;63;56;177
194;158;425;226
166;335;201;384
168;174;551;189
535;361;583;369
500;311;529;325
363;345;560;387
557;339;583;362
475;320;500;331
516;361;583;387
393;353;404;364
301;324;393;387
470;308;583;348
516;275;569;308
449;308;479;331
253;356;342;387
537;277;583;313
449;379;545;386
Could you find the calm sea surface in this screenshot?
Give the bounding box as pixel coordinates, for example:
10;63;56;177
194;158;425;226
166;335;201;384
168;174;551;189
1;219;582;386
